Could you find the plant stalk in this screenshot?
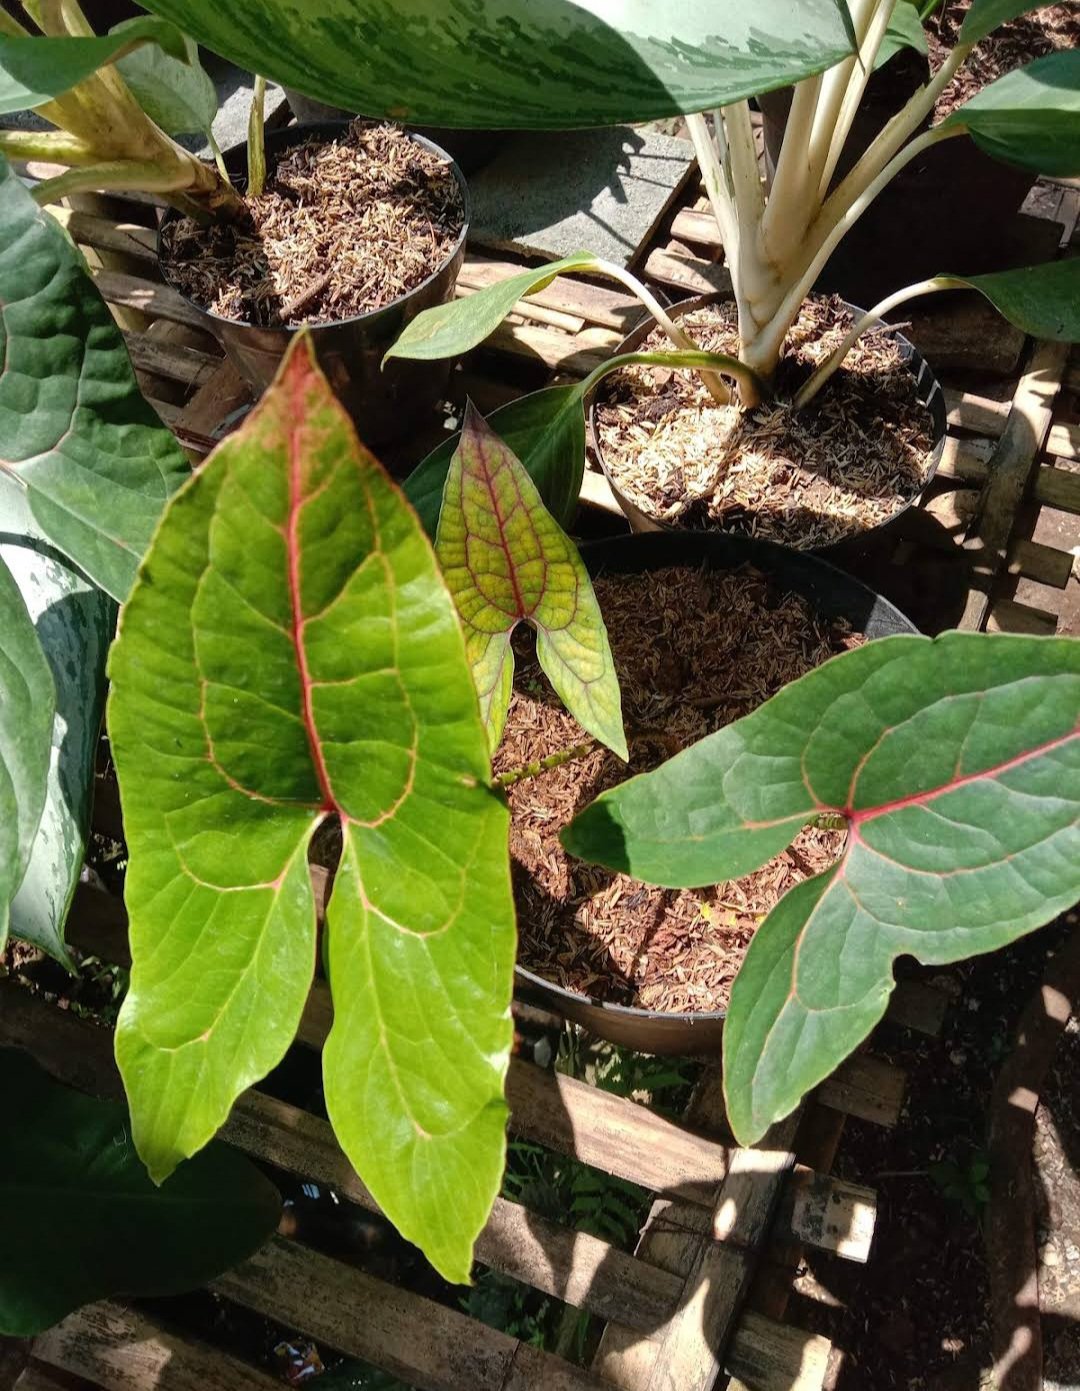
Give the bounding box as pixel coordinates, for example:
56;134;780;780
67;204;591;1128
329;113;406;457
495;742;596;789
247;74;267;198
817;0;901;197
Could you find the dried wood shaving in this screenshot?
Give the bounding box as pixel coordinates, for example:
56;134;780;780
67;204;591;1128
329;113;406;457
594;296;934;550
160;121;464;327
496;564;865;1016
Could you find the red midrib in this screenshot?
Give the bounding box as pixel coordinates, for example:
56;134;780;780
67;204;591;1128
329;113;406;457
286;371;335;812
847;723;1078;825
479;437;531;620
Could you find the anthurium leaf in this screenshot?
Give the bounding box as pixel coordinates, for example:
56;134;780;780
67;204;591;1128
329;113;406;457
875;1;927;69
0;157;189;602
0;18;187;114
0;1048;280;1336
563;632;1080;1143
942;50;1080;177
0;554;54;951
114;30;218;137
937;258;1080;340
1;499;113;967
109;333;514;1286
960;0;1050;44
139;0;855;129
436;404;626;760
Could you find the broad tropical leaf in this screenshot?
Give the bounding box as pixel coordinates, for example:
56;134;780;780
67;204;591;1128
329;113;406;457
436;404;626;757
2;496;113;966
109;334;514;1285
960;0;1052;44
875;1;927;69
139;0;856;129
0;555;54;951
944;51;1080;177
0;18;186;114
115;30;218;137
938;258;1080;340
0;156;189;602
0;1048;280;1336
564;632;1080;1143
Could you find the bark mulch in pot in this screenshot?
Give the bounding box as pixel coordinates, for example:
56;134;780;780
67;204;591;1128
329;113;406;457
160;120;464;328
593;297;935;550
495;563;864;1015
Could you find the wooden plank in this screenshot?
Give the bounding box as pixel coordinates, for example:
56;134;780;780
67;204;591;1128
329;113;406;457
580;466;624;517
215;1235;613;1391
885;980;949;1038
669;207;722;248
643;248;732;299
986;598;1059;636
92;271;209;333
1006;537;1075;589
123;332;221;390
33;1302;280;1391
486;320;619;377
45;207;157;266
459;256;639;332
1048;420;1080;461
1033;463;1080;514
727;1314;831;1391
935;434;994;483
816;1054;905;1128
944;387;1010;438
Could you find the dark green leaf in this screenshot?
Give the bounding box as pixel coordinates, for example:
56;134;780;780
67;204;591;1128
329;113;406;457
139;0;856;129
0;554;54;951
943;50;1080;177
875;1;927;69
939;258;1080;341
0;18;187;114
115;30;218;136
564;632;1080;1143
0;1048;280;1336
960;0;1051;44
109;334;514;1286
0;157;189;602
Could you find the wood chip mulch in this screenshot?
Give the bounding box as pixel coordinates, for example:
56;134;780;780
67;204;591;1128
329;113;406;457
496;563;864;1016
594;297;935;551
160;121;464;327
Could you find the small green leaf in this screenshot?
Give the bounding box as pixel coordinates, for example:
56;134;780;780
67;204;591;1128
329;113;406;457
110;334;514;1286
385;254;600;363
0;18;187;114
960;0;1050;45
0;1048;280;1336
0;156;189;601
0;554;55;951
875;1;927;69
943;51;1080;177
564;631;1080;1143
436;404;626;759
936;258;1080;341
115;30;218;136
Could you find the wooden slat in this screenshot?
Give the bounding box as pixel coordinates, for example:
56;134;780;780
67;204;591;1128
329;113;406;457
486;320;619;377
816;1053;905;1128
644;248;733;298
935;434;994;483
944;387;1010;438
1006;537;1074;589
775;1168;876;1264
669;207;722;248
92;271;208;332
45;207;157;266
459;256;639;332
1033;463;1080;514
727;1314;831;1391
986;598;1059;636
1047;420;1080;461
34;1302;279;1391
123;332;221;389
883;979;949;1038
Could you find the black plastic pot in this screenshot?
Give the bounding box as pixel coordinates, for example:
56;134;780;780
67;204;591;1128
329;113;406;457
157;121;470;448
513;529;917;1056
588;291;946;559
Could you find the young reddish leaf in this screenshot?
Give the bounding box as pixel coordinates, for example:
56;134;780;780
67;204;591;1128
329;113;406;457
436;404;627;759
564;631;1080;1143
108;335;514;1284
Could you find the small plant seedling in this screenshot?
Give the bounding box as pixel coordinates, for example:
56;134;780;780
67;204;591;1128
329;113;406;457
930;1153;991;1218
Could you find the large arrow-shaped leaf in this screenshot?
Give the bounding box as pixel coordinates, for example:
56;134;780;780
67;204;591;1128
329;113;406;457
0;156;189;603
0;1048;281;1337
0;554;54;950
938;258;1080;341
436;404;626;758
139;0;856;129
943;50;1080;177
109;334;514;1284
564;631;1080;1144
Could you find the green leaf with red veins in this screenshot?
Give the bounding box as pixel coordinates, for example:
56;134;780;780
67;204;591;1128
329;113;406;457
108;335;514;1284
563;631;1080;1144
436;404;627;760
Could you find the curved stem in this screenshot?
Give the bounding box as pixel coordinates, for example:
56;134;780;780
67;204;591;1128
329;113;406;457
581;347;768;410
207;128;233;186
495;741;596;789
0;129;97;164
805;0;878;194
31;158;196;203
817;0;900;197
794;275;967;409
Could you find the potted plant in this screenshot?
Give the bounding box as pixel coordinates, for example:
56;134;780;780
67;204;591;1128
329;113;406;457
0;2;471;443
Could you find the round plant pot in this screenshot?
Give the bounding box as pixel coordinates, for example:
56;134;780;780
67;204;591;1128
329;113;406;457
588;291;947;558
157;121;470;448
512;529;917;1055
282;88;505;176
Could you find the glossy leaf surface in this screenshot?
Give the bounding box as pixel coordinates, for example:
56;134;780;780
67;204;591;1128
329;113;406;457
960;0;1050;44
944;51;1080;176
0;17;186;114
0;555;54;951
0;157;189;601
139;0;855;129
0;1048;280;1336
942;257;1080;341
2;494;113;966
109;335;514;1285
876;1;927;68
436;405;626;758
115;30;218;136
564;632;1080;1143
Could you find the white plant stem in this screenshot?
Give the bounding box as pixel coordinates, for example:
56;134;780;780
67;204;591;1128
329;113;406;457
759;72;822;270
805;0;878;194
817;0;900;198
794;275;967;408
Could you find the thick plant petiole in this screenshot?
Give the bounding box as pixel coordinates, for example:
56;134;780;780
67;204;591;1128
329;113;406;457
247;75;266;198
581;347;768;411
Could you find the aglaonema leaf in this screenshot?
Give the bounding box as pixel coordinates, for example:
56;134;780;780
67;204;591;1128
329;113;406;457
563;632;1080;1144
875;1;927;69
436;404;626;759
935;258;1080;342
0;1048;280;1336
0;554;54;951
0;155;189;603
109;334;515;1286
0;17;187;114
943;50;1080;177
960;0;1051;44
137;0;856;129
115;29;218;137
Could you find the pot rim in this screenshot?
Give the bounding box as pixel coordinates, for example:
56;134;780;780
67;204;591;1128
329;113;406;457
587;290;947;555
511;529;918;1037
156;119;471;337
